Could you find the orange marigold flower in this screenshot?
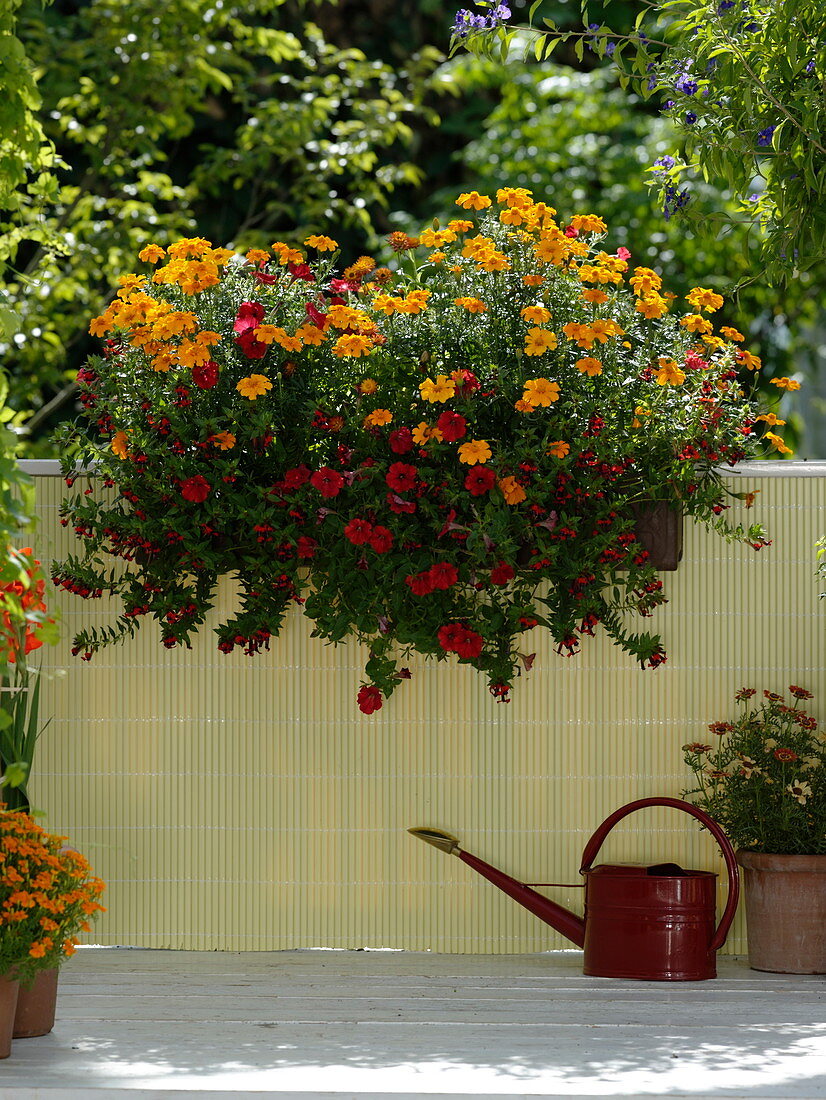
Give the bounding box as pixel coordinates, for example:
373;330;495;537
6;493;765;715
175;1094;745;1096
456;191;491;210
498;475;527;504
458;439;492;464
769;376;801;391
576;357;603;377
419;375;456;403
455;297;488;313
236;374;273;400
546;440;570;459
570;213;607;234
364;408;393;427
581;288;609;305
304;234;338;252
514;398;534;413
210;432;236;451
358;378;378;395
245;248;270;265
522;378;560;407
333;334;374;358
521;305;551;324
522;274;544;287
680;313;713;335
635;296;669;319
686;287;724;313
111;431;130;459
524;328;558;356
720;325;744;342
138;244;166;263
412;422;444;445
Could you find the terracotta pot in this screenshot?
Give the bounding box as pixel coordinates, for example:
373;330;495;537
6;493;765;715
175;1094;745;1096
13;967;58;1038
0;976;20;1059
736;851;826;973
629;501;683;571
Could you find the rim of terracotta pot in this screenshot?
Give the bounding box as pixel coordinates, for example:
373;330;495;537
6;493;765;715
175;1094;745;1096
736;850;826;872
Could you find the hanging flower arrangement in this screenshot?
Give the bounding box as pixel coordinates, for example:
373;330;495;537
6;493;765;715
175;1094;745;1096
54;189;778;713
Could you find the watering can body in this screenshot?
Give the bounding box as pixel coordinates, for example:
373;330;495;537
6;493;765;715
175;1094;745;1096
411;796;740;982
582;863;720;980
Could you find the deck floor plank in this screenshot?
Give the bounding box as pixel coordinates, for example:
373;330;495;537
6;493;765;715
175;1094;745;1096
0;949;823;1098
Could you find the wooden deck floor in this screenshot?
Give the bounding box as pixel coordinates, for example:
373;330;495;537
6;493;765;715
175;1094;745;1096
0;949;824;1098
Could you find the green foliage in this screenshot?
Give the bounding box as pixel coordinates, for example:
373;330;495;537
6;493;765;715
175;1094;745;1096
453;0;826;281
0;0;55;213
0;0;441;452
682;686;826;854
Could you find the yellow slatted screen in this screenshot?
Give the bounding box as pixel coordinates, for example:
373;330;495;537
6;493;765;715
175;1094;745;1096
25;463;826;952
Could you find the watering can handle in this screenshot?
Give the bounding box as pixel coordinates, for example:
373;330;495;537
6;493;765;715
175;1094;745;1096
578;796;740;951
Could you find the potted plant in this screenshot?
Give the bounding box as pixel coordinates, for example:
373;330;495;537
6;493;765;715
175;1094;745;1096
682;686;825;973
0;808;105;1053
54;190;780;711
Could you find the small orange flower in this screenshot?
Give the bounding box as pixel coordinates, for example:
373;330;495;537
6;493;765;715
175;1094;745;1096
458;439;492;465
498;475;527;505
364;409;393;427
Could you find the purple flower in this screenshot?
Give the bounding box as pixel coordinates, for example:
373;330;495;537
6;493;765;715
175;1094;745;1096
806;60;816;75
453;6;508;37
675;74;699;95
663;184;690;221
653;155;676;171
717;0;735;10
757;125;775;146
605;42;616;56
685;111;698;124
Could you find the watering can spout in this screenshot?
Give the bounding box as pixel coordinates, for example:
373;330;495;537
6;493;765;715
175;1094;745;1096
408;827;586;949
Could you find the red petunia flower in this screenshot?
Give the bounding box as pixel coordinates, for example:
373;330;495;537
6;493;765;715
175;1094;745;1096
192;360;219;389
235;329;268;359
369;526;394;553
344;518;373;545
454;628;483;659
490;562;515;586
357;685;383;714
306;302;327;327
436;411;467;442
288;262;315;283
388;427;414;454
281;466;312;491
310;466;345;498
405;572;434;596
437;622;484;659
297;536;318;558
428;562;458;590
233;301;265;334
438;623;467;652
464;465;496;496
386;462;418;493
180;475;211;503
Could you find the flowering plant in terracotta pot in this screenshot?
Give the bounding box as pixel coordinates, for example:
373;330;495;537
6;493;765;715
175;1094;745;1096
0;808;106;985
54;189;779;712
682;686;825;973
682;686;825;854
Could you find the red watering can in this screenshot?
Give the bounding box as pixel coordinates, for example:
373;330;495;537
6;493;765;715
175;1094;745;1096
410;796;740;981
